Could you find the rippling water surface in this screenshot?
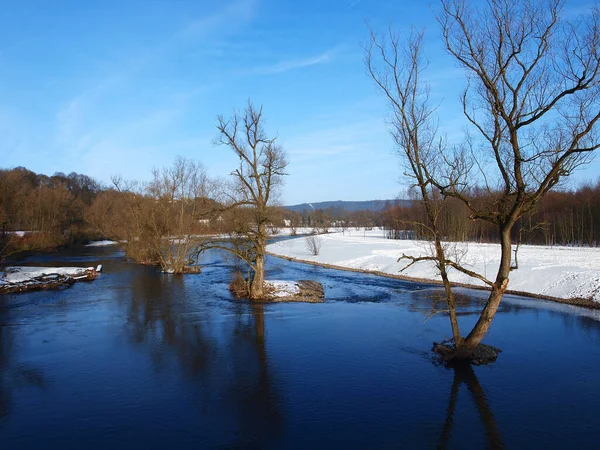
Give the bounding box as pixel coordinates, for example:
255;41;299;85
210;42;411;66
1;244;599;449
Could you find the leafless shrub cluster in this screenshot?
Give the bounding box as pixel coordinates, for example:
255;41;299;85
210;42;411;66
229;270;250;298
305;234;322;256
86;157;214;274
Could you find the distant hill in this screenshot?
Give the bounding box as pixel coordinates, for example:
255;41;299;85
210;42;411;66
285;199;411;213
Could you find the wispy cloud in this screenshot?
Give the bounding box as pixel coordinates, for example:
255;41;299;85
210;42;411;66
53;0;256;176
55;71;127;156
285;117;388;164
254;51;333;75
280;114;400;203
178;0;256;39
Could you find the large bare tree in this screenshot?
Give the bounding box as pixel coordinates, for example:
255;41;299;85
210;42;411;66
365;28;464;347
211;101;288;299
368;0;600;362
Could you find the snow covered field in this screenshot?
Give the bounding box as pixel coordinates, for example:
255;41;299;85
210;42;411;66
267;229;600;303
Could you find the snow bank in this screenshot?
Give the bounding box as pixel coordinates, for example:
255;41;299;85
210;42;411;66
1;266;95;284
268;227;316;236
0;266;100;293
267;229;600;303
85;240;118;247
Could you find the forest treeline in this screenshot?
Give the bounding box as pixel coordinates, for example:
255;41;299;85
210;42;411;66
1;166;599;265
0;164;215;261
0;167;102;254
381;181;600;246
0;162;283;269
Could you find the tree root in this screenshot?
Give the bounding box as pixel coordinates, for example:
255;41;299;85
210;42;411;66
433;340;502;366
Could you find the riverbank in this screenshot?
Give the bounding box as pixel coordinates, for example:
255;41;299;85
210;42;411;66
266;229;600;307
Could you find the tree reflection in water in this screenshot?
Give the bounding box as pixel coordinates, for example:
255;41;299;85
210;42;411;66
223;302;284;448
409;289;504;449
0;324;13;419
0;310;46;420
126;270;215;376
125;268;283;447
438;364;503;450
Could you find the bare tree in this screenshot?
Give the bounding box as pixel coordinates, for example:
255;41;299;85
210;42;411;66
146;157;213;273
436;0;600;358
208;101;288;299
368;0;600;362
366;27;464;348
305;234;322;256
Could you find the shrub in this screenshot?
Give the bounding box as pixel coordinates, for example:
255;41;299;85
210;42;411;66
229;270;249;298
305;234;322;256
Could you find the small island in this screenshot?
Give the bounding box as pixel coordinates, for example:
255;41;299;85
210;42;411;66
0;265;102;294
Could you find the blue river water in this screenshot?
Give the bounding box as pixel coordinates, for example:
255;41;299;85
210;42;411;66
0;244;599;449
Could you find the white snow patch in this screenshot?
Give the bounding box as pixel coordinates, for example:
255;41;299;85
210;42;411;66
85;240;117;247
1;266;95;284
267;228;600;303
265;280;301;298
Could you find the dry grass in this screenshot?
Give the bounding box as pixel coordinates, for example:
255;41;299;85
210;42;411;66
229;271;250;298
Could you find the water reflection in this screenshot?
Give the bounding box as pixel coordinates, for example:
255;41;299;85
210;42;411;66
126;269;215;377
2;245;600;448
223;302;284;448
438;364;503;450
0;313;45;420
124;267;283;447
0;324;13;419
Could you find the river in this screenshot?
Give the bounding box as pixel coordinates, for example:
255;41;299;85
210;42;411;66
0;244;599;449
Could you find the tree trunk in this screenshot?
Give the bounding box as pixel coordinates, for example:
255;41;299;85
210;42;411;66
250;225;267;299
250;255;265;299
455;226;512;358
434;239;462;344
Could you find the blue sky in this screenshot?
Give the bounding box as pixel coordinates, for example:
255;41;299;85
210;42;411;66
0;0;598;204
